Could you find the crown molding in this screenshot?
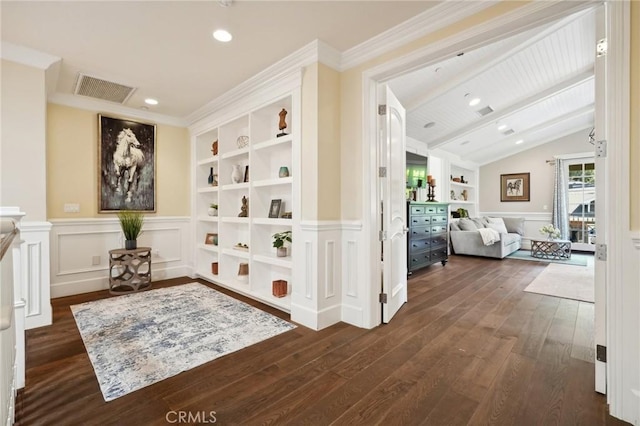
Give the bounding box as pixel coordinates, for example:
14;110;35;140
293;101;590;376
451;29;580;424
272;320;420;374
339;1;499;71
1;41;61;70
48;93;188;127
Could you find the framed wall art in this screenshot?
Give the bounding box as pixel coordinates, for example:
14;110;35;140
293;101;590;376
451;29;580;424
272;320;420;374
98;114;157;212
500;172;530;202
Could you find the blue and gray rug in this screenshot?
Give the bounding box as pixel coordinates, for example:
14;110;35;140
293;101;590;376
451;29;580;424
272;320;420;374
71;282;296;401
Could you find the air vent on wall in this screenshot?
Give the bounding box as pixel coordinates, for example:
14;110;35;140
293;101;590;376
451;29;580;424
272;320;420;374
476;105;494;117
502;129;515;136
74;73;136;104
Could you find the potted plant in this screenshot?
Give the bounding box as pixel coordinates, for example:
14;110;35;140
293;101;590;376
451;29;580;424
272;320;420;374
208;203;218;216
272;230;292;257
117;210;144;250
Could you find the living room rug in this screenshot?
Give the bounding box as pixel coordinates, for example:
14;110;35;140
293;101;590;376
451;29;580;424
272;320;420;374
507;249;590;266
524;262;594;303
71;282;296;401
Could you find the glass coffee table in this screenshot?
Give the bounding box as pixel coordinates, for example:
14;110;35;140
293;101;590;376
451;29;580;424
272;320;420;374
530;239;572;260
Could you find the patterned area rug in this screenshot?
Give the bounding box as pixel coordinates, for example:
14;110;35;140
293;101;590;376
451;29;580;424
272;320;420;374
524;262;594;303
71;283;296;401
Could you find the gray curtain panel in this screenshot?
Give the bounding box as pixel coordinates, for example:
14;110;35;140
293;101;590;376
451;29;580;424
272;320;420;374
552;158;570;240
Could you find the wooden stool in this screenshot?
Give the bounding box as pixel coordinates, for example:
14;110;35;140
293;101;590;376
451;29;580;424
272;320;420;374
108;247;152;295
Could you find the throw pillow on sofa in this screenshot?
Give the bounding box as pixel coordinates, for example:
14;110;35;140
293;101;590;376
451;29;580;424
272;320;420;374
483;217;508;234
502;217;525;236
458;218;478;231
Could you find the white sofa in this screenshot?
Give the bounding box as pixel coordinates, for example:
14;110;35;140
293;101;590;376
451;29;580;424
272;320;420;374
449;217;524;259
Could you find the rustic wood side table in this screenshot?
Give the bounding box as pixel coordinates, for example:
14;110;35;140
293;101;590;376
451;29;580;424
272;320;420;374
108;247;152;295
531;239;572;260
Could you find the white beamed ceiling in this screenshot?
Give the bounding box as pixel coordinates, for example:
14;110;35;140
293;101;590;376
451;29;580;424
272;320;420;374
390;7;596;165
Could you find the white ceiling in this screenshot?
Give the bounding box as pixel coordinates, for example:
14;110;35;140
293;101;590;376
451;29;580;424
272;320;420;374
1;1;437;118
389;7;596;164
2;2;596;166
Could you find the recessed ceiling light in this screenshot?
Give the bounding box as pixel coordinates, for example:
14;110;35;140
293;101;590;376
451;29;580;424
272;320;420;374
515;139;524;145
423;121;436;129
469;97;481;107
497;124;508;131
213;29;232;42
144;98;158;105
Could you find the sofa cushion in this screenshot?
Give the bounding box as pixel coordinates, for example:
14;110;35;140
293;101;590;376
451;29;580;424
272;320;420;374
483;217;508;234
470;218;486;229
502;217;525;236
458;218;478;231
450;221;461;231
501;232;521;247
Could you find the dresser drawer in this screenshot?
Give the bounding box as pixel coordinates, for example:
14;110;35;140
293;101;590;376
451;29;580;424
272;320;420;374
430;225;448;235
408;239;430;253
410;215;431;226
430;246;448;260
410;226;430;238
409;251;430;268
410;206;425;215
430;235;448;246
424;205;437;214
431;215;448;225
437;206;447;214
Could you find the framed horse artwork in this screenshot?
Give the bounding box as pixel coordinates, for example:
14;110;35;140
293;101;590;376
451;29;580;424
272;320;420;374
500;172;530;202
98;114;157;212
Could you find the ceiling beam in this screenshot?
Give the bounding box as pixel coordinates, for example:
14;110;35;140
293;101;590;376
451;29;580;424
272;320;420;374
403;9;592;111
427;69;594;149
460;104;594;161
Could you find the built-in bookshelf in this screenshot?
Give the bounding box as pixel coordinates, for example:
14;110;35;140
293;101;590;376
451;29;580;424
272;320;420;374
192;93;299;312
448;163;478;218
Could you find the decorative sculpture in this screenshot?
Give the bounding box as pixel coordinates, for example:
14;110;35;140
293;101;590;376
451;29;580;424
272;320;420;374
277;108;288;137
238;196;248;217
211;139;218;156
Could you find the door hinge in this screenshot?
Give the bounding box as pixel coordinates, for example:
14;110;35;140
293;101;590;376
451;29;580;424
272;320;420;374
379;230;387;241
379;166;387;177
595;139;607;158
596;243;607;261
379;293;388;303
378;104;387;115
596;38;608;57
597;344;607;362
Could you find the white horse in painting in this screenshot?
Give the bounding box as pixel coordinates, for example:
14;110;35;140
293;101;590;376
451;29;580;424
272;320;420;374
113;128;144;203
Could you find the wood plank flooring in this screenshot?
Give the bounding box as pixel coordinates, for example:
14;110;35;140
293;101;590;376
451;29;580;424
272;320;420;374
15;255;628;425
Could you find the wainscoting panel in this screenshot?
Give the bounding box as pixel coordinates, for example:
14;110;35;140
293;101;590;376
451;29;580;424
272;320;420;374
50;217;191;298
341;222;366;328
19;221;52;330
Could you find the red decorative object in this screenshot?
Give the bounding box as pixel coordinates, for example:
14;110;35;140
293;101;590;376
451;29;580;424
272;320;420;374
211;262;218;275
272;280;287;298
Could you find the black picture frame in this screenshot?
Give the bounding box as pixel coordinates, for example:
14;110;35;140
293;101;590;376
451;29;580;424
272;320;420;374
243;165;249;183
500;172;530;202
268;199;282;218
98;114;156;212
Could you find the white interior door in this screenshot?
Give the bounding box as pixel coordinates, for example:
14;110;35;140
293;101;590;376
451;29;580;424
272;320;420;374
593;3;606;394
379;85;407;323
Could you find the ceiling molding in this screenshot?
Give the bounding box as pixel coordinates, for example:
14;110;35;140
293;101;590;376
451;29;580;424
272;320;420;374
340;1;499;71
1;41;60;70
428;70;594;148
48;93;188;127
470;120;593;165
403;9;592;111
316;40;342;71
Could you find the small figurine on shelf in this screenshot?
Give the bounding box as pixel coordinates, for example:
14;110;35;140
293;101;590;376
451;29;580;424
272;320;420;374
238;196;248;217
277;108;288;138
211;140;218;156
208;167;214;185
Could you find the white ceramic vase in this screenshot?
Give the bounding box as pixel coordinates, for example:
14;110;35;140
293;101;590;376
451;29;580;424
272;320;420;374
231;164;243;184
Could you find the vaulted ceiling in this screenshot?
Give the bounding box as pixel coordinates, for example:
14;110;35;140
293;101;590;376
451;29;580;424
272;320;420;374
388;8;596;165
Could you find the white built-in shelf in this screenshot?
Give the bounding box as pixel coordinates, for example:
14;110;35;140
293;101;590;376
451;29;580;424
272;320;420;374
197;157;219;166
253;218;293;226
253;253;293;269
221;147;249;160
220;217;249;224
221;248;250;259
222;182;250;191
253;177;293;188
197;186;219;193
450;181;473;188
254;289;291;310
198;216;219;222
253;135;293;151
450;200;474;205
198;244;219;253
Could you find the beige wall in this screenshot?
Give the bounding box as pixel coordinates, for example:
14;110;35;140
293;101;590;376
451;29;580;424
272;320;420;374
46;103;190;218
1;59;47;221
479;129;593;213
301;63;319;220
631;2;639;230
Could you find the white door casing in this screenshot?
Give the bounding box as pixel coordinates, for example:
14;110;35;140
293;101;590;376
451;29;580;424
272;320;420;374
380;85;408;323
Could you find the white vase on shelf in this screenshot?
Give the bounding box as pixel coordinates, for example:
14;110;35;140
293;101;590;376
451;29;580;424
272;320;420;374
231;164;243;184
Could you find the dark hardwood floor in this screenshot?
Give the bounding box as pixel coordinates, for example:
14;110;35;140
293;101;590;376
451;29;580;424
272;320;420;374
15;255;628;425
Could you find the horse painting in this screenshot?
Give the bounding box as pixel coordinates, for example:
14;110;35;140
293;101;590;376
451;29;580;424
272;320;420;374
506;178;522;196
113;128;144;203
